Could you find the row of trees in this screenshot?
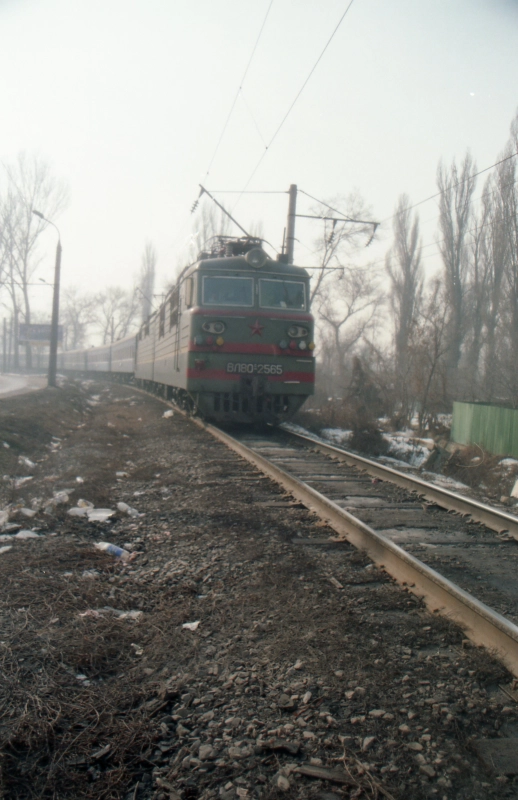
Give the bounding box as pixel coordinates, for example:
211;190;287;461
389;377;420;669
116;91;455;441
0;153;157;362
312;109;518;429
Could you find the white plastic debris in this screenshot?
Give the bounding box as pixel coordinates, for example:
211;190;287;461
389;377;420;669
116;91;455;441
116;471;128;478
87;508;114;522
94;541;130;560
68;507;88;517
116;502;142;518
14;476;33;489
511;479;518;499
77;499;94;508
18;456;36;469
163;410;174;419
0;546;12;554
3;442;9;449
182;620;201;631
0;508;10;527
20;508;36;518
15;530;40;539
53;491;69;505
76;477;84;484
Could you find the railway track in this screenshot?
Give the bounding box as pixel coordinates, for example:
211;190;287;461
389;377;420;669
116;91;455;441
130;383;518;679
195;420;518;678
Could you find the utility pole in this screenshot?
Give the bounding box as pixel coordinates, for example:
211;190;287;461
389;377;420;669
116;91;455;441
286;184;297;264
2;319;5;374
32;210;62;388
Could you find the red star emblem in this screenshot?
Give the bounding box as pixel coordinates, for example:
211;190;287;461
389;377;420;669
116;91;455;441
249;319;264;337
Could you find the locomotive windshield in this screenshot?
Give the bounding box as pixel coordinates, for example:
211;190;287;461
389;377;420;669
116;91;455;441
202;276;253;306
259;279;306;310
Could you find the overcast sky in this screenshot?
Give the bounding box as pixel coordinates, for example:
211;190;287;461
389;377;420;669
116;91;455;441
1;0;517;309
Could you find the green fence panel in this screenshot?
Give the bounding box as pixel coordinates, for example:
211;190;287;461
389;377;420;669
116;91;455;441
452;402;518;458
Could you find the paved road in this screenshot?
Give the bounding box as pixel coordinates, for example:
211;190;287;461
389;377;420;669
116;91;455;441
0;374;47;398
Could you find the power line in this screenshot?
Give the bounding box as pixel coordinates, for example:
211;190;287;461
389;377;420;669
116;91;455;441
232;0;357;210
202;0;274;181
380;150;518;226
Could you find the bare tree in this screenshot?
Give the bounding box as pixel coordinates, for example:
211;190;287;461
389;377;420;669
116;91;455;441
385;194;423;417
61;288;97;350
1;153;68;368
407;280;450;432
437;152;477;393
317;266;382;394
94;287;140;345
138;240;157;322
308;192;376;304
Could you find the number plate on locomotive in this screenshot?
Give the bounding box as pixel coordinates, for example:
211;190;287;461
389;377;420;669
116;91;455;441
226;363;283;375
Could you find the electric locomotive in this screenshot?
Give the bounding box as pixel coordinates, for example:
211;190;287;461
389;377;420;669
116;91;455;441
135;236;315;423
59;237;315;424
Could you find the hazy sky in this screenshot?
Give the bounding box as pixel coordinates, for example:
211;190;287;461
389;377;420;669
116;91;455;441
1;0;517;310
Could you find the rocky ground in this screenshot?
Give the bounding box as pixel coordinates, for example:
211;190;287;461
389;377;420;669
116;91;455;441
0;379;517;800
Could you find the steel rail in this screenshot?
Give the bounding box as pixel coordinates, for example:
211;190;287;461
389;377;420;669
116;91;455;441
197;420;518;678
282;427;518;540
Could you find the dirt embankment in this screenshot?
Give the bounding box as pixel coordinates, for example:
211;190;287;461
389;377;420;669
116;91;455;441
0;381;516;800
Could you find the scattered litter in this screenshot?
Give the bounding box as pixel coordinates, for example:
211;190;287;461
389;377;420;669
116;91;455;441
131;643;143;656
78;499;94;508
79;608;103;617
14;476;33;489
116;471;128;478
87;508;114;522
53;491;69;505
18;456;36;469
0;508;9;527
511;479;518;499
329;576;343;589
0;545;12;555
20;508;36;518
117;502;142;518
163;410;174;418
92;744;111;760
3;442;9;449
94;541;130;560
76;476;84;484
68;507;88;517
182;620;201;631
15;530;40;539
2;523;19;533
81;570;100;579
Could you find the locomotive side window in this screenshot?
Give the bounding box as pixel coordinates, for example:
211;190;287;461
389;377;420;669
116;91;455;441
259;279;306;310
185;277;195;308
202;276;254;307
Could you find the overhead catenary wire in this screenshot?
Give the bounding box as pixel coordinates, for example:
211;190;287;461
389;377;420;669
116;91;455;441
231;0;357;211
201;0;275;182
380;150;518;226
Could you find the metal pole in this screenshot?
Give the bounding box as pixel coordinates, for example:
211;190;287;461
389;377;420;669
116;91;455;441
286;184;297;264
2;318;5;374
48;239;62;388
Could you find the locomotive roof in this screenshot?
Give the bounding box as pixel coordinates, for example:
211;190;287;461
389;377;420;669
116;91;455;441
193;255;310;278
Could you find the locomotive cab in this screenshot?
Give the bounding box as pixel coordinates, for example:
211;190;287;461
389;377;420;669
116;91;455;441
184;237;315;423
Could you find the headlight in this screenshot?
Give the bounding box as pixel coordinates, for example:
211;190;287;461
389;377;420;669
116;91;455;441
245;248;268;268
287;325;308;338
202;321;226;334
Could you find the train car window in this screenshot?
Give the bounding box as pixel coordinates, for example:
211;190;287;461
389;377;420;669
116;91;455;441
202;276;253;307
169;287;179;328
159;305;165;338
259;279;306;310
